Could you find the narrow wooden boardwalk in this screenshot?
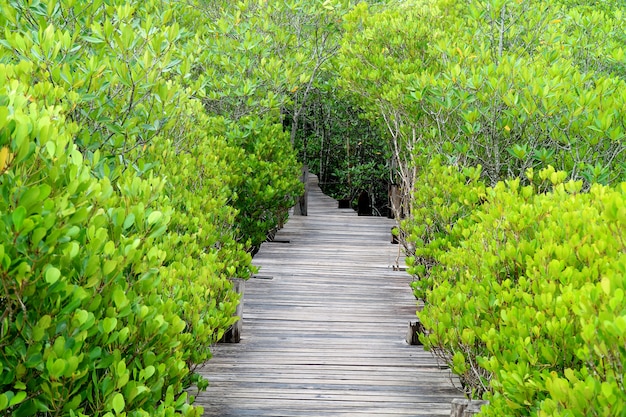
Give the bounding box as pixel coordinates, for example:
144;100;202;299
197;175;459;416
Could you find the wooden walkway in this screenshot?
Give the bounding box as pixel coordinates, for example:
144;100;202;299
197;175;459;416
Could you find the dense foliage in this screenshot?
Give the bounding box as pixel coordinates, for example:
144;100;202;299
338;0;626;211
0;0;306;415
409;165;626;416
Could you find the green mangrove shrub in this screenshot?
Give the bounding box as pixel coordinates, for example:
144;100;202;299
223;117;302;249
0;63;209;416
404;158;486;300
0;0;305;415
413;165;626;416
338;0;626;212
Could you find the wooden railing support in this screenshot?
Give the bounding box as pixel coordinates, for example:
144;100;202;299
293;165;309;216
220;278;245;343
450;399;489;417
406;319;426;345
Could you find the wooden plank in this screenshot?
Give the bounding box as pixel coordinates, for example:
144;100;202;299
196;174;460;416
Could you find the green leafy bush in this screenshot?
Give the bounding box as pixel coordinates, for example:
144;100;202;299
405;158;485;299
0;0;304;415
338;0;626;222
411;164;626;416
224;117;302;249
0;0;302;253
0;63;206;416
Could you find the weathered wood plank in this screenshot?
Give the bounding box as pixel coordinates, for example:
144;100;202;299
196;174;460;416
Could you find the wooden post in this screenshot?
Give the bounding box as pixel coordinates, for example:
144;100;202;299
391;227;399;244
450;399;470;417
338;199;351;209
406;319;426;345
450;399;489;417
464;401;489;416
357;190;373;216
294;165;308;216
221;278;245;343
